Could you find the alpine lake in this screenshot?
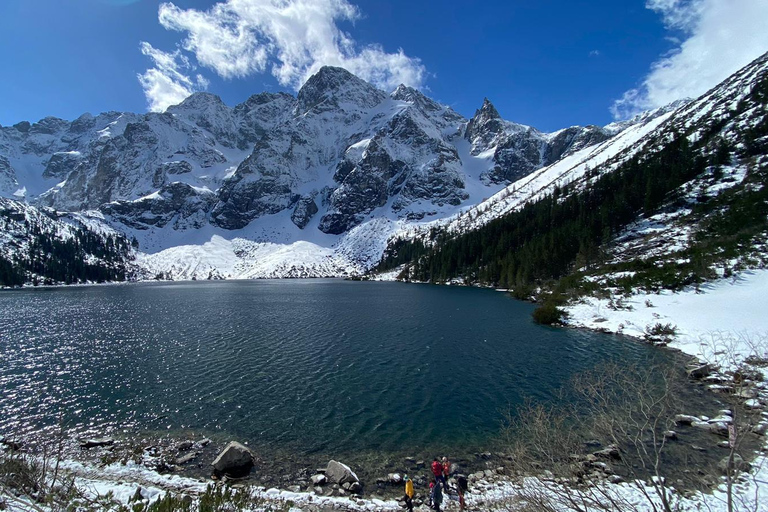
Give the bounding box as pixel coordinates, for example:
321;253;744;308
0;279;731;493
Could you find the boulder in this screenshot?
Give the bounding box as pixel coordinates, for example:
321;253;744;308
388;473;403;484
175;441;194;451
674;414;699;426
325;460;359;485
734;387;758;399
593;445;620;460
79;437;114;448
211;441;254;477
311;474;327;486
718;454;751;474
686;364;712;380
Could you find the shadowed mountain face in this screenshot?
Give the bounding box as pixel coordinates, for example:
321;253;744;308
0;66;614;239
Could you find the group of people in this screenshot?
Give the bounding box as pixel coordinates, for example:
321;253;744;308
403;456;468;511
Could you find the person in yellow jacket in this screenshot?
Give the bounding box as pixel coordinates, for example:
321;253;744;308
404;475;414;511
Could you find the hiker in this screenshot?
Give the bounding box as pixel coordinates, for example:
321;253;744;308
404;475;414;512
432;458;446;488
428;479;435;508
442;456;451;482
433;477;444;511
457;474;468;511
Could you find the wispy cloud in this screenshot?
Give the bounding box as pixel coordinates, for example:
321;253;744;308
138;0;426;111
137;42;209;112
612;0;768;120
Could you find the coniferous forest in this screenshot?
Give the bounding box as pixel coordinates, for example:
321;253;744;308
0;212;133;287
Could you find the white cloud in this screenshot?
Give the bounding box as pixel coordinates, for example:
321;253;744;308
612;0;768;120
140;0;424;103
137;42;209;112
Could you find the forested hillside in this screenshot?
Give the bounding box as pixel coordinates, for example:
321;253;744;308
376;54;768;301
0;198;135;286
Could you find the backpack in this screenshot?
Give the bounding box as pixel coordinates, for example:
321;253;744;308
457;475;468;492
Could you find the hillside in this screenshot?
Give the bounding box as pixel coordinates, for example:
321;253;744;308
376;52;768;303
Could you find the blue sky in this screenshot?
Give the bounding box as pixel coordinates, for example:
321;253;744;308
1;0;766;132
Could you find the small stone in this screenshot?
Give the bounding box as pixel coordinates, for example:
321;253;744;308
175;452;197;465
311;474;327;486
664;431;677;440
175;441;194;451
388;473;402;484
691;445;707;452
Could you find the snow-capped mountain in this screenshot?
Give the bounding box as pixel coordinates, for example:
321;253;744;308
0;65;681;280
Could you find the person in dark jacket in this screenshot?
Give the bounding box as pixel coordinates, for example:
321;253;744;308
432;478;443;511
457;474;469;511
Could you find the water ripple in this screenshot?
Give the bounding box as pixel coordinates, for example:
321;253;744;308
0;280;672;457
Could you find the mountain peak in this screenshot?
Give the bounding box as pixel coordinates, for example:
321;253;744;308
296;66;386;114
169;92;227;111
478;98;501;120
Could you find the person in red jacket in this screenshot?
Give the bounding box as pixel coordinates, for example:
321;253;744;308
432;458;446;488
442;457;451;480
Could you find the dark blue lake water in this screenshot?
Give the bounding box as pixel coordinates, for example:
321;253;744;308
0;280;674;465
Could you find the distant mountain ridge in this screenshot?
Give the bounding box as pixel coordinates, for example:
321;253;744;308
1;68;627;242
0;64;695;283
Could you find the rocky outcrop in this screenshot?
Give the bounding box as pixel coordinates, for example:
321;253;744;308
291;195;319;229
0;155;18;193
211;441;254;477
103;182;216;230
43;151;84;179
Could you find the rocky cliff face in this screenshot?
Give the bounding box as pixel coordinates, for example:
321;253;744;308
463;98;611;184
0;66;624;248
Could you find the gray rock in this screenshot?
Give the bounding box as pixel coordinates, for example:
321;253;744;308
675;414;700;425
175;452;198;465
79;437;114;448
686;364;713;380
664;430;678;440
718;454;750;474
175;441;194;451
325;460;359;485
593;445;621;460
388;473;402;484
43;151;83;180
291;195;319;229
311;474;327;486
211;441;254;477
